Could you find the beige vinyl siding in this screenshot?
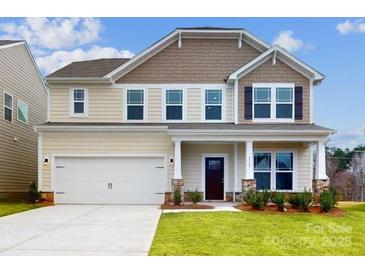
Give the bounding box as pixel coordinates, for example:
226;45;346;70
253;142;311;191
50;85;123;122
0;44;47;192
181;144;235;193
41;131;174;192
186;88;201;122
147;88;162;122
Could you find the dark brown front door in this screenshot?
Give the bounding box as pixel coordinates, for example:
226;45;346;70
205;157;224;200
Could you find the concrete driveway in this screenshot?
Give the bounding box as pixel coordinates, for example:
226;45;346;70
0;205;161;255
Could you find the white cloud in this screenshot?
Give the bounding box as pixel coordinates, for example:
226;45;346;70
336;19;365;34
0;17;102;50
36;46;134;74
329;125;365;149
273;30;314;52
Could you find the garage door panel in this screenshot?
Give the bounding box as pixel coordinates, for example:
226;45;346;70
54;157;165;204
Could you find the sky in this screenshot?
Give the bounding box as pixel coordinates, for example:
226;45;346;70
0;17;364;149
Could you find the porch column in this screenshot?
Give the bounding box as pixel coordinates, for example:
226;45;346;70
315;140;327;180
174;139;182;179
244;140;254;179
313;140;329;201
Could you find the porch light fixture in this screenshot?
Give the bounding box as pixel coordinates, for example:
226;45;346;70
43;157;49;166
169;156;174;166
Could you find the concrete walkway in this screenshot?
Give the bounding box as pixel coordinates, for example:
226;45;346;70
162;202;240;213
0;205;161;256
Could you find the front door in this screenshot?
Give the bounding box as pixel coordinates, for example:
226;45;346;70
205;157;224;200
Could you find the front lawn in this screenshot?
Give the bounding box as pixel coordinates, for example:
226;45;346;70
149;202;365;255
0;200;47;217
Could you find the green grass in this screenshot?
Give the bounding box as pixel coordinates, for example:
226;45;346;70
149;202;365;256
0;200;47;217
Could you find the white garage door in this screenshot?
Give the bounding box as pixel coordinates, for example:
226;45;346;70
54;157;165;204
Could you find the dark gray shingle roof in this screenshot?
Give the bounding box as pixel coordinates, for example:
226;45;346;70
0;40;23;46
38;122;335;133
46;58;130;78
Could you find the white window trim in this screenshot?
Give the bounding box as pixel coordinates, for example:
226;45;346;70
3;91;13;123
201;88;226;123
17;99;29;124
162;88;187;122
252;83;295;123
123;89;147;122
254;149;297;192
69;88;88;117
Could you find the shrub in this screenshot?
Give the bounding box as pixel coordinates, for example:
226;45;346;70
245;190;265;210
28;181;41;203
188;189;202;205
271;192;286;211
319;189;338;213
262;189;271;205
288;190;312;211
298;189;313;212
173;188;182;205
288;193;301;209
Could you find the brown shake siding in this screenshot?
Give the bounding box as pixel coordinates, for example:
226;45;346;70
238;59;310;124
116;39;261;83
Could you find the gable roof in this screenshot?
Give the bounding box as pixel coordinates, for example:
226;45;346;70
47;58;130;78
104;27;271;82
227;45;325;84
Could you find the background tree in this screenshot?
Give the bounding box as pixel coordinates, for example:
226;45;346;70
350;152;365;201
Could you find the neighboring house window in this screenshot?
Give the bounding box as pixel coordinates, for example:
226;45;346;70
3;93;13;122
254;151;294;191
205;89;222;120
17;100;28;124
70;88;88;116
253;83;294;121
127;90;144;120
165;89;183;120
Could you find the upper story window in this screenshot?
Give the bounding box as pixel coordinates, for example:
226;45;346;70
253;83;294;121
205;89;222;120
70;88;88;117
3;92;13;122
127;89;144;120
254;151;295;191
17;100;28;124
165;89;183;121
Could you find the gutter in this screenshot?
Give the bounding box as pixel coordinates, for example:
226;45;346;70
34;125;169;132
45;77;112;84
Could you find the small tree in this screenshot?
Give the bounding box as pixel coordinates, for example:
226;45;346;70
351;152;365;201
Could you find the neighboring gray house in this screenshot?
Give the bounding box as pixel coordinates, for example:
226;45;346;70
0;40;48;198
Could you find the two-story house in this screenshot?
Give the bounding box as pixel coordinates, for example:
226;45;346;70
35;27;334;204
0;40;48;199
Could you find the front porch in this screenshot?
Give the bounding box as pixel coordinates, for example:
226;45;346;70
166;134;329;203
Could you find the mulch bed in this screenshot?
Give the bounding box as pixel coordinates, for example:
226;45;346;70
160;203;214;210
235;204;344;216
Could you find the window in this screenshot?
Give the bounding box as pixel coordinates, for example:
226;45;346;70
3;93;13;122
276;88;293;118
165;89;183;120
205;89;222;120
127;90;144;120
70;88;87;116
253;87;271;118
17;100;28;124
253;84;294;120
254;152;271;190
275;152;294;190
253;151;295;191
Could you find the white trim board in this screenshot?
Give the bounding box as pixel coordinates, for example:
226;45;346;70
201;153;228;201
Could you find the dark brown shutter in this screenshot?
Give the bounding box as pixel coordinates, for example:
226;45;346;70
244;86;253;120
295;86;303;120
